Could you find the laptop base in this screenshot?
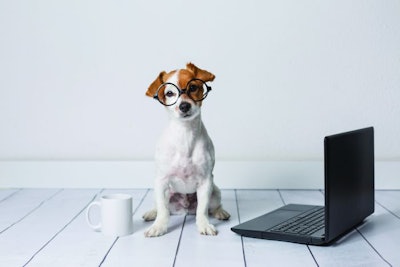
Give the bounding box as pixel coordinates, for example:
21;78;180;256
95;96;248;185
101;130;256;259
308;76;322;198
232;204;326;245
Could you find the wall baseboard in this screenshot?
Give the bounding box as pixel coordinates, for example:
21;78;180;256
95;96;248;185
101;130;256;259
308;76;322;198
0;160;398;189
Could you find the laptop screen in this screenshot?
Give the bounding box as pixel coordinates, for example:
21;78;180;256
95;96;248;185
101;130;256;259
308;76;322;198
324;127;374;242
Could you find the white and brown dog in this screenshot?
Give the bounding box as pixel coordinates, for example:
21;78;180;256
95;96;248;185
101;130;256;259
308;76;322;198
143;63;230;237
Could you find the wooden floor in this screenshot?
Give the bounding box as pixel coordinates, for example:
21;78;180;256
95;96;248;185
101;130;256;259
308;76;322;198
0;189;399;267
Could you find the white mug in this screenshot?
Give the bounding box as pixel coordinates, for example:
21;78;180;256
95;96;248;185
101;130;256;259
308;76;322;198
86;193;133;237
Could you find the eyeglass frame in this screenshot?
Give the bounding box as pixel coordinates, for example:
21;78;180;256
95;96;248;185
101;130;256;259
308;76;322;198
153;78;212;106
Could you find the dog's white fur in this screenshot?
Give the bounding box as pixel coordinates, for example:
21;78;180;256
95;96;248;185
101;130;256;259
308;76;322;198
143;63;230;237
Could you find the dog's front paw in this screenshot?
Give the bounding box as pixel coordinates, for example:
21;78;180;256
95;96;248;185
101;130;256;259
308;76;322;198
144;223;168;237
197;222;217;236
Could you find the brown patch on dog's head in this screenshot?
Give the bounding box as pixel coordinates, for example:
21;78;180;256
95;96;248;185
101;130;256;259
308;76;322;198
185;62;215;83
146;71;167;97
146;63;215;106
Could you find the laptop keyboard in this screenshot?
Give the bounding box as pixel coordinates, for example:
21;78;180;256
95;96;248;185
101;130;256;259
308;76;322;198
268;207;325;236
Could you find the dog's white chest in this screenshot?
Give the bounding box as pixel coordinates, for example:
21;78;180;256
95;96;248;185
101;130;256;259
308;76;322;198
168;158;201;193
155;120;214;194
160;145;211;194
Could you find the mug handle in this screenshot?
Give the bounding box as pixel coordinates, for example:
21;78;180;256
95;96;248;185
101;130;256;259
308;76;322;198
86;201;102;231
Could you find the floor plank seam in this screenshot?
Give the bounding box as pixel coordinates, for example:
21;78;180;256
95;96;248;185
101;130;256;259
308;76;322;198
22;189;101;266
234;189;247;267
375;200;400;220
133;188;150;216
307;246;320;267
277;189;286;205
172;215;187;267
0;188;23;203
0;188;63;235
98;237;119;267
356;228;393;267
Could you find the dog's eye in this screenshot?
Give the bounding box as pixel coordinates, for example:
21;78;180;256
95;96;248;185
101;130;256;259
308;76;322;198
165;91;175;97
188;85;199;93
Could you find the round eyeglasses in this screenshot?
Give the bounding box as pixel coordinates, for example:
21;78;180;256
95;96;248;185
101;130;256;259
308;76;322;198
153;79;212;106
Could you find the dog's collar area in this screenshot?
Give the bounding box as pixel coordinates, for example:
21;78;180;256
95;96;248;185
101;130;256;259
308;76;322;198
153;79;212;106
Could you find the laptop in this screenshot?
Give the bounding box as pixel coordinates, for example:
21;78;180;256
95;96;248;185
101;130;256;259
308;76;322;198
231;127;374;245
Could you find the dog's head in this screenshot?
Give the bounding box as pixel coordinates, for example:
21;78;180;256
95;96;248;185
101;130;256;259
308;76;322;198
146;63;215;120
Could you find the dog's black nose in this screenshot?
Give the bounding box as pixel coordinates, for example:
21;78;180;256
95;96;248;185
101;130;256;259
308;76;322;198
179;102;191;113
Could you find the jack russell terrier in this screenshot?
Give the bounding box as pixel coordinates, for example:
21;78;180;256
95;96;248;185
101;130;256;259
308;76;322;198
143;63;230;237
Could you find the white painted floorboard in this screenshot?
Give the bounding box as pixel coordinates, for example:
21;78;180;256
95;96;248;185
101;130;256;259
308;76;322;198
101;189;186;267
0;189;399;267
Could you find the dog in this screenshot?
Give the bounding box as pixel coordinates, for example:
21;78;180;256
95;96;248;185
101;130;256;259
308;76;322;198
143;63;230;237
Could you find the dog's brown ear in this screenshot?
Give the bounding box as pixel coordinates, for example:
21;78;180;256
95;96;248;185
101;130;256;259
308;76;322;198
146;71;167;97
186;63;215;82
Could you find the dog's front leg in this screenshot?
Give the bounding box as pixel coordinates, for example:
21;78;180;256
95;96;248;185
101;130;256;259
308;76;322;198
144;180;170;237
196;177;217;235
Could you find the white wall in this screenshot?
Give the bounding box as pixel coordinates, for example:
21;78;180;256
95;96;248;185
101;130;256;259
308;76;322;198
1;0;399;162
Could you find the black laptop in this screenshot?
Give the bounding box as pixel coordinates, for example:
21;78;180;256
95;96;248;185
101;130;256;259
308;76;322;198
231;127;374;245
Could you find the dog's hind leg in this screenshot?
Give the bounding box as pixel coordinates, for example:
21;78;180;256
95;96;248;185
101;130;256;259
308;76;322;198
142;208;157;221
210;205;231;220
209;184;231;220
